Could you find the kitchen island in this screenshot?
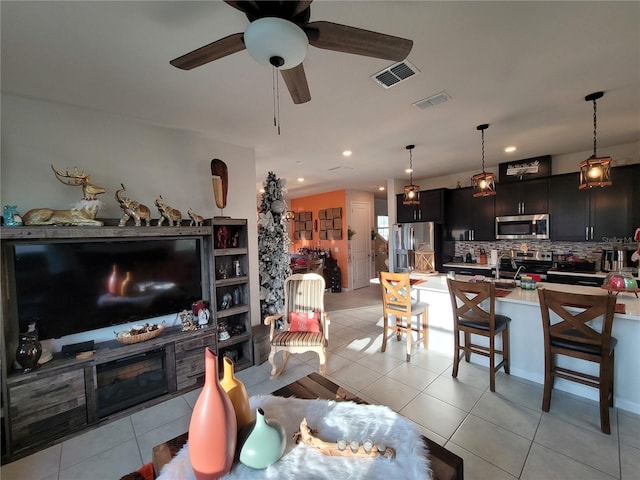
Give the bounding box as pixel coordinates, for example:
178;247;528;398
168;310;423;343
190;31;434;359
407;273;640;415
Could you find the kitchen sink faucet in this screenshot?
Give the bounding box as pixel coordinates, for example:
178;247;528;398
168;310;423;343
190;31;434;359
494;251;506;279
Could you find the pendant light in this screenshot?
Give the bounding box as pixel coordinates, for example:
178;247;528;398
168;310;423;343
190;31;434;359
403;144;420;205
579;91;612;189
471;124;496;197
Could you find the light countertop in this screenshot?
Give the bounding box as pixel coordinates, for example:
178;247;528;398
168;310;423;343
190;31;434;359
409;273;640;320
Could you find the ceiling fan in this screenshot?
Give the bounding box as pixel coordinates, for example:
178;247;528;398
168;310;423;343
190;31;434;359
170;1;413;104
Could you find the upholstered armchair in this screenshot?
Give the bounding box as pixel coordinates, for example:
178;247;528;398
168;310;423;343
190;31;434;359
264;273;330;379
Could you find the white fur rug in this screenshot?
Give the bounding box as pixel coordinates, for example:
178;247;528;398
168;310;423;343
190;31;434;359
158;395;431;480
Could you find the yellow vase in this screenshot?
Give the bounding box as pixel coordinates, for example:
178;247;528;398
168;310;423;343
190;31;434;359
220;356;253;432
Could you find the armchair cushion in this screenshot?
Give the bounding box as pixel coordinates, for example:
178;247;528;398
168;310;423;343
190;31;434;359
289;311;321;332
272;331;324;347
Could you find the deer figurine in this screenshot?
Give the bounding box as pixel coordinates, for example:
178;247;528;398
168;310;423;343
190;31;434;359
187;208;204;227
115;183;152;227
22;165;106;226
155;195;182;227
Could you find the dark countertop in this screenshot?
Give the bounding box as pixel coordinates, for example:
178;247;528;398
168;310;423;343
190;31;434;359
547;269;608;278
443;262;494;269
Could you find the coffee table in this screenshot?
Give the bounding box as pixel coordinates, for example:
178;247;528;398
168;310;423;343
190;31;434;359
152;372;463;480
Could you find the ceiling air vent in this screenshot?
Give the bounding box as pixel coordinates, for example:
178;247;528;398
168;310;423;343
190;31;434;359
371;60;420;88
413;91;451;110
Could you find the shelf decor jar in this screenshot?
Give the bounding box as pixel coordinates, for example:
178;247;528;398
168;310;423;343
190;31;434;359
15;331;42;373
188;348;237;480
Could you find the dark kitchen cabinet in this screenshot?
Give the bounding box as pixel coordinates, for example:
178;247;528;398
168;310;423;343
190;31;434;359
445;187;495;241
549;173;588;241
444;265;493;277
590;165;635;242
546;272;606;287
549;166;635;242
396;193;417;223
396;188;445;223
495;178;549;217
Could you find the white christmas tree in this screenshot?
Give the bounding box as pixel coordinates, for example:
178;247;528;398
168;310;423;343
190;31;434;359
258;171;292;324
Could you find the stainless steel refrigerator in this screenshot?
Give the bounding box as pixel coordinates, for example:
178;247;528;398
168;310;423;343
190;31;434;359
392;222;441;272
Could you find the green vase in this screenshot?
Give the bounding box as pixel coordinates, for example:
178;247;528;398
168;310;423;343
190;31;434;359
239;407;286;469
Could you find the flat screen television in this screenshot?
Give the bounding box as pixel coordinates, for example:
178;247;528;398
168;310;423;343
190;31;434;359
9;237;203;340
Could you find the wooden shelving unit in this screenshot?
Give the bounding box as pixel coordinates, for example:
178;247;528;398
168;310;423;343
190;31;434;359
212;218;253;372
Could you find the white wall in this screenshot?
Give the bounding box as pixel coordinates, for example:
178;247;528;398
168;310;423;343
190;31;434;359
1;94;261;344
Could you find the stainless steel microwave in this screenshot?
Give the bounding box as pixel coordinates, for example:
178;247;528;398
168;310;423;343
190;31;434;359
495;214;549;240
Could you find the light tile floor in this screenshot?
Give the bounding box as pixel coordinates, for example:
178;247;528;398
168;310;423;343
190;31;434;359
2;285;639;480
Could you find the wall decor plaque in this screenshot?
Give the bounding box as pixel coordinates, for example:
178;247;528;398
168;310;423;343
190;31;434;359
498;155;552;183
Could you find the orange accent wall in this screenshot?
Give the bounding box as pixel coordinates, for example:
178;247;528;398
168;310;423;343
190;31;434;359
290;190;348;288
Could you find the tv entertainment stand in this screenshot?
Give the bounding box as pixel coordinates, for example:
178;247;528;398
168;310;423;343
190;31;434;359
0;220;254;464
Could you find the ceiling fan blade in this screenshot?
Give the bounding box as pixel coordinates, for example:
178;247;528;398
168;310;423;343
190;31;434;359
306;21;413;62
170;33;245;70
281;64;311;104
225;1;311;22
224;1;261;19
292;1;313;17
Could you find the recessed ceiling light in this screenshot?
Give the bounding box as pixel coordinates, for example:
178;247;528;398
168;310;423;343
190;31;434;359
505;146;517;153
342;150;352;157
405;168;413;174
297;177;304;182
378;186;385;191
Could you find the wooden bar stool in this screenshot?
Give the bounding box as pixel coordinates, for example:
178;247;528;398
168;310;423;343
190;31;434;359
537;287;617;434
446;278;511;392
379;271;428;362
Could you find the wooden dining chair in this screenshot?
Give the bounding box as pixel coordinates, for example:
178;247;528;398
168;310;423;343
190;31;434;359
379;271;428;362
537;288;617;434
446;278;511;392
264;273;330;379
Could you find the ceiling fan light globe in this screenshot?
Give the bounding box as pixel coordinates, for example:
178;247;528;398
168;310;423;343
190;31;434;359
244;17;309;69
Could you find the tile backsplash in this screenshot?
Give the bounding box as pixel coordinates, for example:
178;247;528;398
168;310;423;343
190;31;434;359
451;240;638;266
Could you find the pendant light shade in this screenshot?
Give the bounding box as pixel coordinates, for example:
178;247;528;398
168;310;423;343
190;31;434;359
471;124;496;197
403;144;420;205
579;92;612;189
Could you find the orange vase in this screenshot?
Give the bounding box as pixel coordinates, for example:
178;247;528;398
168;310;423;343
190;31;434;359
189;348;237;480
220;356;253;433
108;264;120;296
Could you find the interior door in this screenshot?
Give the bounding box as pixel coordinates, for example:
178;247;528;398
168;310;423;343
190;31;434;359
351;201;372;290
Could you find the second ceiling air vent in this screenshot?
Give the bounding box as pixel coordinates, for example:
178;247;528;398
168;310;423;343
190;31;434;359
412;91;451;110
371;60;420;88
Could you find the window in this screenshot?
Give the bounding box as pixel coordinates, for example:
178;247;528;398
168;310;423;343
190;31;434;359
377;215;389;241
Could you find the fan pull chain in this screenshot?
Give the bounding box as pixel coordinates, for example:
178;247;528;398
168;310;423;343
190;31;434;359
272;66;281;135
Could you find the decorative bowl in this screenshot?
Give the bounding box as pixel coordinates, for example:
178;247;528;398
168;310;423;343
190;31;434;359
115;323;164;344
